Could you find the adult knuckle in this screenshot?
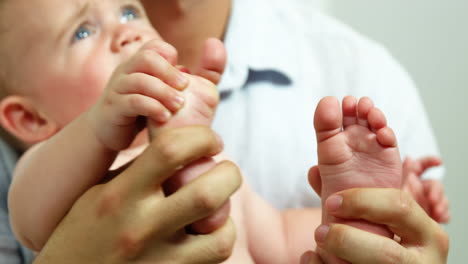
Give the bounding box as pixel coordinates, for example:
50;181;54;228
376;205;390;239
193;185;220;213
379;241;406;264
116;230;145;259
213;236;234;261
95;186;123;218
395;190;414;217
328;225;349;251
211;226;235;261
152;133;182;165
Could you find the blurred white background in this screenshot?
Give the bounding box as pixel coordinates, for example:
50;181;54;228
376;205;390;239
293;0;467;262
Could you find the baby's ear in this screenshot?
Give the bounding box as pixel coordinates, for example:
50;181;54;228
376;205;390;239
0;96;57;144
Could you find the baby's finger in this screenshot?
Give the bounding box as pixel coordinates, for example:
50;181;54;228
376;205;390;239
123;49;188;91
433;197;450;223
425;180;444;204
120;94;172;123
141;39;179;66
418;156;442;171
119;73;185;113
440;209;451;224
415;156;443;176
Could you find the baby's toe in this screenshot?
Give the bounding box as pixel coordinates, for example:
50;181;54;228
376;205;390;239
342;95;358;128
376;126;398;147
357;97;374;127
314;97;343;142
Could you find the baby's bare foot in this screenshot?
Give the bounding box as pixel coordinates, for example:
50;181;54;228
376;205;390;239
315;96;402;196
313;96;403;263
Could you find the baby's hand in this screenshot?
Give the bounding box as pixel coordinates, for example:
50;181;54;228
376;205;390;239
87;40;187;151
402;156;450;223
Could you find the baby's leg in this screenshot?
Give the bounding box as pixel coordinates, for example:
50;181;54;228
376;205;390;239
313;96;403;263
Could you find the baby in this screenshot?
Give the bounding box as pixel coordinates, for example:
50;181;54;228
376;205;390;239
0;0;447;263
1;0;229;252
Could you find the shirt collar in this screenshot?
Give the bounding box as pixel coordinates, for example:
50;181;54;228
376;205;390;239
219;0;298;92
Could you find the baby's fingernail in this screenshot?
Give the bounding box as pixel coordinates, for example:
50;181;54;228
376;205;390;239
173;95;185;109
326;195;343;212
176;72;189;89
315;225;330;243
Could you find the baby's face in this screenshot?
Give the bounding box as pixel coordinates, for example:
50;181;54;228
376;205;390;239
2;0;159;128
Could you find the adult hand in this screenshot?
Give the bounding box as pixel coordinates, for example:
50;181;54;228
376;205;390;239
303;188;449;264
34;126;242;264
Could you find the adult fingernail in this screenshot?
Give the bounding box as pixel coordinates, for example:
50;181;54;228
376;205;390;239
326;195;343;212
315;225;330;243
300;251;312;264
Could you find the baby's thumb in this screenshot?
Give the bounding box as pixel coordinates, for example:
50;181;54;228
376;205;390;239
194;38;227;85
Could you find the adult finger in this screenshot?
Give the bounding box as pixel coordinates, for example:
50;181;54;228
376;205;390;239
300;251;324;264
325;188;437;245
315;224;416;264
175;219;237;263
157;160;242;234
113;126;224;197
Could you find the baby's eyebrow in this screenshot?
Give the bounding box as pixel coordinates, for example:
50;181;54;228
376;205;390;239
57;2;91;42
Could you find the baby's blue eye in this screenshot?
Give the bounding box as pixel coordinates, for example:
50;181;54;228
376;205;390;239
73;25;93;42
120;7;139;23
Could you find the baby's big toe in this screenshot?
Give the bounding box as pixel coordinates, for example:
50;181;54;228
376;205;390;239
314;97;343;142
195;38;227;85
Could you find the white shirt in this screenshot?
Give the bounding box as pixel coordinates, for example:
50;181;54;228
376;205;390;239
213;0;443;209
